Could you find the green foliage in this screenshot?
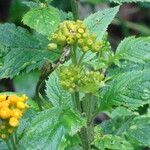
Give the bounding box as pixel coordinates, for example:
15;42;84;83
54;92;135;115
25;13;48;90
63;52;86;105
18;107;85;150
0;23;60;79
0;23;44;61
0;48;59;79
13;71;40;98
22;6;61;35
94;134;134;150
101;115;150;147
84;6;119;40
100;69;150;110
0;140;7;150
0;1;150;149
109;0;150;4
45;70;72;107
116;37;150;63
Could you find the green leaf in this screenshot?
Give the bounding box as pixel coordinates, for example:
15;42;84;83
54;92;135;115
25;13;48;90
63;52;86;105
109;0;150;4
18;107;85;150
84;6;119;40
101;115;150;147
107;61;150;77
116;37;150;63
0;23;47;62
100;70;150;110
0;140;7;150
94;134;134;150
111;106;139;118
46;70;72;107
0;48;59;79
22;6;61;35
17;108;38;141
13;71;40;98
0;23;58;78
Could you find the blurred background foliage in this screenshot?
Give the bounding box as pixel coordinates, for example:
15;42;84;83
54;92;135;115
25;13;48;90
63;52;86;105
0;0;150;98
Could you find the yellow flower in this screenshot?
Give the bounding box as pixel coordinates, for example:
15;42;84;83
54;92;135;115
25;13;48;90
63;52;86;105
17;101;26;109
8;94;19;105
9;117;19;127
0;94;7;102
0;107;11;119
11;109;22;119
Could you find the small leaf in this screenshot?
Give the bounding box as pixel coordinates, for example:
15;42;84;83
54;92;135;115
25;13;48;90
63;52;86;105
84;6;119;40
22;6;61;35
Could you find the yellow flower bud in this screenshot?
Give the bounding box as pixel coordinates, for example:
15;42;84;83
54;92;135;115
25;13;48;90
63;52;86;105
0;107;11;119
0;125;6;129
17;101;26;110
76;33;82;39
82;46;89;52
51;33;58;40
22;94;28;102
8;128;14;134
1;134;7;139
48;43;57;50
87;39;93;46
0;100;10;108
59;35;66;42
8;94;19;105
11;109;22;119
66;37;74;44
9;117;19;127
78;39;84;45
78;28;84;34
0;94;7;102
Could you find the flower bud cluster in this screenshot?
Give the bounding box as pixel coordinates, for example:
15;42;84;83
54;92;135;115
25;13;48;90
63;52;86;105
48;20;103;52
59;65;82;92
80;71;104;93
0;94;29;139
59;65;104;93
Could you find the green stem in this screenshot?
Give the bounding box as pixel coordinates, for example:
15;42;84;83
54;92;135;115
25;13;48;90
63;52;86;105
80;127;90;150
10;135;17;150
70;0;79;21
6;140;12;150
78;53;85;64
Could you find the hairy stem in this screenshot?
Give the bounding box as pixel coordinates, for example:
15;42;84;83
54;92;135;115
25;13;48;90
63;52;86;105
70;0;79;21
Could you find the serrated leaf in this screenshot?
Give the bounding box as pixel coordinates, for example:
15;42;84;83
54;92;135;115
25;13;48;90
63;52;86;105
101;115;150;147
100;70;150;110
0;48;59;79
111;106;139;118
0;23;46;61
18;107;85;150
107;61;150;77
116;37;150;63
94;134;134;150
46;70;72;107
109;0;150;4
22;6;61;35
84;6;119;40
22;1;39;8
0;23;57;78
